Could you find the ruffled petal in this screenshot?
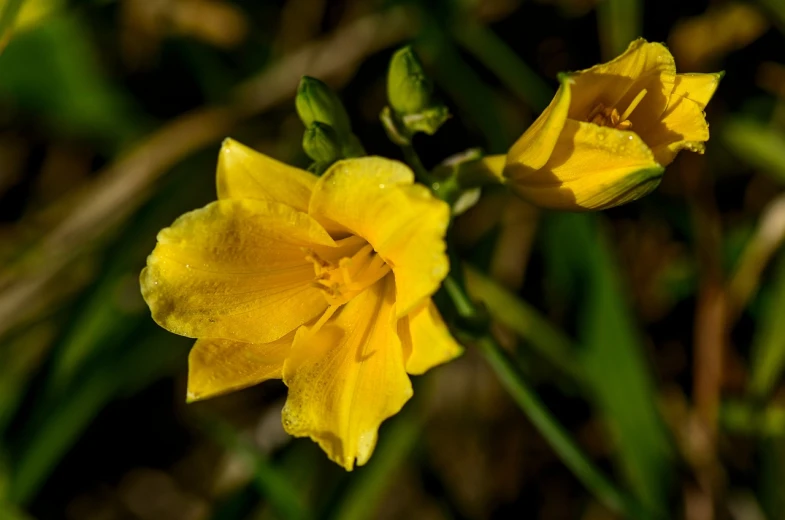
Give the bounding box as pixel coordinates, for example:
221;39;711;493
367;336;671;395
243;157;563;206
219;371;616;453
217;138;317;212
506;75;572;174
187;333;293;402
399;299;463;375
645;88;711;166
569;39;677;123
309;157;450;316
506;120;663;210
281;276;412;470
141;199;337;344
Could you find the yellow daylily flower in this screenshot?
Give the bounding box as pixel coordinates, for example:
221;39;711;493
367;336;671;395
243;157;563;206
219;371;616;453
141;139;462;470
496;38;721;210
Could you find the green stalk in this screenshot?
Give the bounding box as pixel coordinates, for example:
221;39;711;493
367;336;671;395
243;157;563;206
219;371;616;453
463;265;581;380
475;335;652;519
445;275;654;519
596;0;642;60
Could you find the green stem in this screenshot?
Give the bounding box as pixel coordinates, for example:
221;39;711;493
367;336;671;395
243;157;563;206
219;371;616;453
401;143;432;183
463;265;581;381
444;275;654;519
476;335;652;519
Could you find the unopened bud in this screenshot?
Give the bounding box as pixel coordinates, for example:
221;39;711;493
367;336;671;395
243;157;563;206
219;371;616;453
387;46;433;115
296;76;352;139
302;122;341;164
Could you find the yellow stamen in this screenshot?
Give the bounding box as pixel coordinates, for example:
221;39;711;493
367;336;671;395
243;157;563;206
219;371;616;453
620;89;648;122
306;304;339;337
307;243;391;306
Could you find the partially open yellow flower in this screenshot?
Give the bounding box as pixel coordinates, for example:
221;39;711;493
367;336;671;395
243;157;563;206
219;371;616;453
500;38;721;210
141;139;461;470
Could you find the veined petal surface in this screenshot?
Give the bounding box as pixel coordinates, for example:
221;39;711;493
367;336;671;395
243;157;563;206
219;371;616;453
309;157;450;316
141;199;336;344
187;334;293;402
281;276;412;470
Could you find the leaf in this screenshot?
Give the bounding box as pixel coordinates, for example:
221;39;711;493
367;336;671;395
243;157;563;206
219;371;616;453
542;213;673;511
722;118;785;184
749;251;785;398
0;14;143;149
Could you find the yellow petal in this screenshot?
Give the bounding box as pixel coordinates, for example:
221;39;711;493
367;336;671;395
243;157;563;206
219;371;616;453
281;276;412;470
217;138;317;212
644;80;713;166
141;199;337;344
309;157;450;316
568;39;677;123
399;299;462;375
506;75;572;173
672;72;722;109
506;120;663;210
187;334;293;402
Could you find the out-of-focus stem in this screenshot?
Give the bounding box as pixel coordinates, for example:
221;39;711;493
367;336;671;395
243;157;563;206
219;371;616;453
727;194;785;322
443;274;654;519
0;0;26;53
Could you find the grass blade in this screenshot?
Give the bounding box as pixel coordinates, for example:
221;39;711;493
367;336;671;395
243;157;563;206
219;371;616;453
749;251;785;398
464;264;581;380
597;0;642;60
543;213;673;510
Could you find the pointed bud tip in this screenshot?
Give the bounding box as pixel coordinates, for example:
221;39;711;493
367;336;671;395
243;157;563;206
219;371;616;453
388;45;433;115
295;76;352;137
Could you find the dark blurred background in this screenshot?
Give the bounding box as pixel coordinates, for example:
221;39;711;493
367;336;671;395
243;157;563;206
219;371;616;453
1;0;784;518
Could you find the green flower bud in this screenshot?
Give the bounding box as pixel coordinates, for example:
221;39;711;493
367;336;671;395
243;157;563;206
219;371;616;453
295;76;352;139
302;122;341;164
387;46;433;115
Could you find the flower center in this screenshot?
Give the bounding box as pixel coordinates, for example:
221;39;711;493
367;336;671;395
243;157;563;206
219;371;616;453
587;89;648;130
306;243;391;307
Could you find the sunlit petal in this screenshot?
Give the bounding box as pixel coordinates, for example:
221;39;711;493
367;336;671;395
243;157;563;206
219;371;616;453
507;120;663;210
281;276;412;470
507;75;572;173
141;199;336;343
672;73;723;109
309;157;450;316
217;138;317;212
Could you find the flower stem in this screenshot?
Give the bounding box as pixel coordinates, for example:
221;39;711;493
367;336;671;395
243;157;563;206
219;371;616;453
475;335;654;519
444;274;655;519
400;143;433;184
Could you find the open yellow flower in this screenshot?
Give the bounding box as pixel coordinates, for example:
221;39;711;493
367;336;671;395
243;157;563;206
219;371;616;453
499;38;721;210
141;139;461;470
